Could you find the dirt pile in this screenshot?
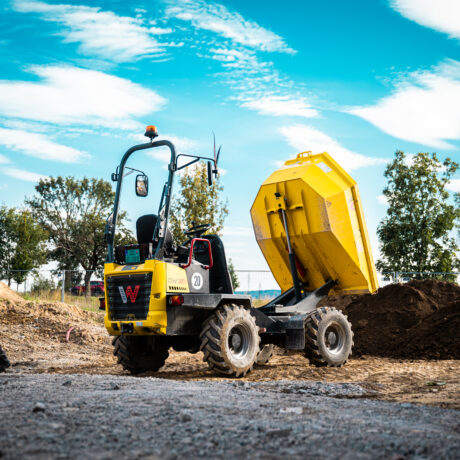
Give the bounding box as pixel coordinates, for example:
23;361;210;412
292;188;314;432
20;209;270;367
0;282;115;373
0;282;25;303
320;280;460;359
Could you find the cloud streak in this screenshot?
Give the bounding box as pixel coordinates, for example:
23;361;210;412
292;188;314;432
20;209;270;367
14;0;172;62
389;0;460;41
0;65;166;131
348;60;460;149
2;167;47;182
446;178;460;193
279;124;387;170
241;96;317;118
165;1;313;118
0;128;89;163
165;0;295;54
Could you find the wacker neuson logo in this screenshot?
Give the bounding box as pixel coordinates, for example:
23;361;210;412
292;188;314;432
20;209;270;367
118;285;140;303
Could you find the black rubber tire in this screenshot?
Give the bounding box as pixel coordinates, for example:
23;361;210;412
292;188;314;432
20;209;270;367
112;336;169;375
200;304;260;377
0;345;10;372
305;307;353;367
256;344;274;365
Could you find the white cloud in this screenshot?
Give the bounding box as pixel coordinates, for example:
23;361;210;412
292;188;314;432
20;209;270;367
223;226;254;237
377;194;389;205
165;0;295;54
209;47;267;71
0;65;166;130
0;154;10;164
208;47;316;119
446;178;460;193
129;133;198;161
167;4;313;120
279;124;387;170
131;133;201;168
241;96;318;118
389;0;460;41
14;0;169;62
0;128;88;163
149;26;173;35
348;60;460;149
2;167;47;182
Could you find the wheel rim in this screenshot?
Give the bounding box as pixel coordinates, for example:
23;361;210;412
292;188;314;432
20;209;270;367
228;322;252;360
324;321;345;355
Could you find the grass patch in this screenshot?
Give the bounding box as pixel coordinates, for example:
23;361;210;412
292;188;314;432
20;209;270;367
21;289;101;309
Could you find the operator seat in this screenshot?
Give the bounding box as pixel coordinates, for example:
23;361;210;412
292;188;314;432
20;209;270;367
201;235;234;294
136;214;174;254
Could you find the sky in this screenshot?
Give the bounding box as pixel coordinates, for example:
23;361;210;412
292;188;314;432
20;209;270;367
0;0;459;273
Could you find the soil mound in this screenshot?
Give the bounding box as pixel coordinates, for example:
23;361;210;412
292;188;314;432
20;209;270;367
0;282;26;303
0;282;114;373
320;280;460;359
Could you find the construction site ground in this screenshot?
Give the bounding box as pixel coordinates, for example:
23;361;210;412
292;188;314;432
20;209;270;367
0;280;459;458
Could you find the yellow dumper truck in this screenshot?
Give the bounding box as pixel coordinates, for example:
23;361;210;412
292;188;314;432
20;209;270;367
102;127;378;377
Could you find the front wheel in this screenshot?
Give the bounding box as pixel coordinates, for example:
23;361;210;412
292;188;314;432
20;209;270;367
200;304;260;377
112;336;169;375
305;307;353;367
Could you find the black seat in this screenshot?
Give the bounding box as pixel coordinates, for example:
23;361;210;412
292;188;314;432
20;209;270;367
202;235;233;294
136;214;173;250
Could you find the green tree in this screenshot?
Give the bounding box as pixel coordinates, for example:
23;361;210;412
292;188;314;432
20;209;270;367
169;162;228;243
0;206;48;286
26;177;134;296
376;151;460;280
227;258;240;290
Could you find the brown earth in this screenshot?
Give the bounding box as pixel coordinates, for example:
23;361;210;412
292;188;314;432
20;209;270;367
318;279;460;359
0;281;459;410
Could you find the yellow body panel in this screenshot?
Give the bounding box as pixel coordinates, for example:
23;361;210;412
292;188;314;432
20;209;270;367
250;151;378;295
103;260;190;335
166;263;190;292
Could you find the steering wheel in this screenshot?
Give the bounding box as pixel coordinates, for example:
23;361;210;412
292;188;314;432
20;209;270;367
184;223;211;239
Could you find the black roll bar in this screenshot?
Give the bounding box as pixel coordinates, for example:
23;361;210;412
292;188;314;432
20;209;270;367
105;139;177;263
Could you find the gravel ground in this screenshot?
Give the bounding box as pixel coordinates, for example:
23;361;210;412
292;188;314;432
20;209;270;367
0;374;459;459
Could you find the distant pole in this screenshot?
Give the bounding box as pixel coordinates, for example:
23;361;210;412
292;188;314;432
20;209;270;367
61;270;65;302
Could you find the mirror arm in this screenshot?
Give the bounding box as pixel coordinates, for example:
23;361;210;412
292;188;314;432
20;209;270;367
176;158;199;171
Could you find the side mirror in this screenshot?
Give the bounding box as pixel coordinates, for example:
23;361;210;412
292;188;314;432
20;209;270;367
207;161;213;187
111;173;118;182
135;174;148;197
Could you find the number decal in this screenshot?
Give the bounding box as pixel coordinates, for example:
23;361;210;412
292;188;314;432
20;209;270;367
191;272;203;290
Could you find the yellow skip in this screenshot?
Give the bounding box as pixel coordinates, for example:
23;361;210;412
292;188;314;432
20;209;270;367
250;151;378;295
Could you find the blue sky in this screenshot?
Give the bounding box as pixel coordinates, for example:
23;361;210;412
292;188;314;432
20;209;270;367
0;0;459;271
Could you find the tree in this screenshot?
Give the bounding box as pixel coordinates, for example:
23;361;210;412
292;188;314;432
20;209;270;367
376;151;460;280
169;162;228;244
227;258;240;290
26;177;134;297
0;206;48;286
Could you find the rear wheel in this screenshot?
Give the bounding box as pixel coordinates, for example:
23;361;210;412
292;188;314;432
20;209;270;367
0;345;10;372
305;307;353;367
112;336;169;375
200;304;260;377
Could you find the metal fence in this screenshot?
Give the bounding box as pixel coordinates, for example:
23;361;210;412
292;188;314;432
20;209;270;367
379;271;460;284
234;270;280;299
1;268;458;304
233;270;459;297
0;269;101;305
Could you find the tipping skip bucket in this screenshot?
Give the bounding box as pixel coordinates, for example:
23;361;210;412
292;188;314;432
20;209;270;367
250;151;379;295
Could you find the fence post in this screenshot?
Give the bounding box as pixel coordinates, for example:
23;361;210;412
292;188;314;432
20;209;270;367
61;270;65;302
